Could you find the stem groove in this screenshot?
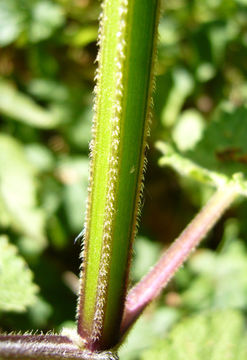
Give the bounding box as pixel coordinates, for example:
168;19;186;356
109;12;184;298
77;0;160;350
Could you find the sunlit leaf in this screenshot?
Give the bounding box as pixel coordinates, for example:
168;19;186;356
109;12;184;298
131;237;162;282
141;310;247;360
161;68;194;127
56;157;89;232
0;236;38;312
0;134;47;252
0;80;61;128
157;106;247;196
0;0;65;45
0;1;24;46
119;307;179;360
187;105;247;178
178;240;247;311
172;109;205;151
29;1;65;42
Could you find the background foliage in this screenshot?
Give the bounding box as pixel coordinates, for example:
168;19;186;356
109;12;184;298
0;0;247;359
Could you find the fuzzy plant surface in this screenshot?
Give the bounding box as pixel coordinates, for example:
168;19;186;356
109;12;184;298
0;0;161;358
76;0;160;351
1;0;247;360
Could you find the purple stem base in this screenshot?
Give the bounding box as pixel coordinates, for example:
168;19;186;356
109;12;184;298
120;185;237;335
0;334;118;360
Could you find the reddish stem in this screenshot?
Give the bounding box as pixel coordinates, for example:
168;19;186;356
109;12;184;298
0;334;118;360
120;185;237;335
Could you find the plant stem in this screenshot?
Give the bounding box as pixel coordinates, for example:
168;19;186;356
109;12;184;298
120;184;238;335
0;335;118;360
77;0;160;351
0;334;84;360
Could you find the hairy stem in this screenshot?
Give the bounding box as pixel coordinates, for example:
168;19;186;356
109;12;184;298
0;335;118;360
120;184;238;335
77;0;160;351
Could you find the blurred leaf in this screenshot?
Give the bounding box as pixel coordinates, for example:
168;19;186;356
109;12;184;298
187;105;247;178
25;143;55;173
0;0;65;45
196;62;216;82
47;215;67;250
209;24;234;64
56;157;89;232
157;141;247;197
179;240;247;312
159;105;247;193
161;68;194;127
17;236;46;259
0;0;24;46
158;17;179;46
131;237;162;282
0;134;47;252
157;141;228;188
119;307;180;360
0;235;38;312
141;310;247;360
29;1;65;42
172;109;205;151
27;78;69;102
65;25;98;47
68;107;93;150
27;296;53;328
0;80;62;128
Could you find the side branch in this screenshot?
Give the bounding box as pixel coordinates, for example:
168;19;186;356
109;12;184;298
0;335;118;360
120;184;237;335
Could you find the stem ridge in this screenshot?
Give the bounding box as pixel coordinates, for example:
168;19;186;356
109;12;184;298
92;0;128;341
77;0;160;350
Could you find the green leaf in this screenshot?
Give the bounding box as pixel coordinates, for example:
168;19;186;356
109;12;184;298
0;0;24;46
0;80;61;128
158;105;247;197
56;156;89;232
67;107;93;150
161;68;194;127
157;141;228;188
157;142;247;198
0;236;38;312
27;78;69;102
25;143;55;173
0;0;65;46
172;109;205;152
141;310;247;360
29;1;65;42
27;296;52;328
178;239;247;312
0;134;47;252
187;105;247;178
131;237;162;282
66;26;98;47
119;307;179;360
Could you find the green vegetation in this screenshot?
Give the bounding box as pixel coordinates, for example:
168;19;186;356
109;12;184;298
1;0;247;359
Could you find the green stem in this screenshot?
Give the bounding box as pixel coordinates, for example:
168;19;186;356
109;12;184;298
77;0;160;351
